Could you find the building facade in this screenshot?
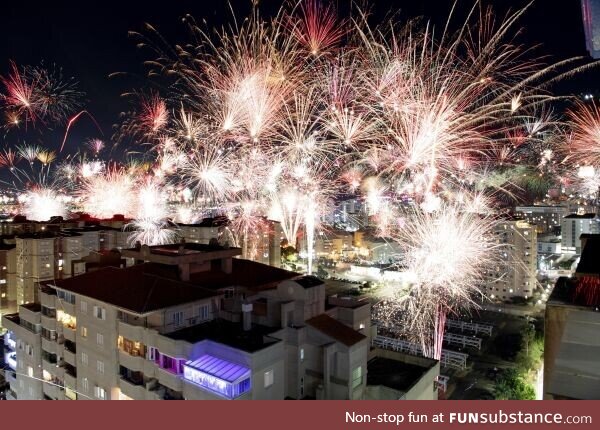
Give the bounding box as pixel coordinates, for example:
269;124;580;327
2;243;380;400
485;219;537;300
561;213;600;254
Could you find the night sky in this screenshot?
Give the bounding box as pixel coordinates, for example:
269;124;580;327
0;0;593;155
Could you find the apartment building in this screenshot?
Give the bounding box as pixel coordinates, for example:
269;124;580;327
179;216;283;268
561;213;600;254
0;240;16;323
0;224;131;330
485;218;537;300
515;205;567;234
2;243;378;400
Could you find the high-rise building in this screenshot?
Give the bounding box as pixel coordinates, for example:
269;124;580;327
0;222;131;328
515;205;567;234
561;213;600;254
544;234;600;399
582;0;600;59
179;216;283;268
485;218;537;301
1;243;385;400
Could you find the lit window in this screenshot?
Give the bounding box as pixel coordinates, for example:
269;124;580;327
27;366;34;378
81;326;87;338
264;369;274;388
82;378;89;392
300;348;304;362
95;386;107;400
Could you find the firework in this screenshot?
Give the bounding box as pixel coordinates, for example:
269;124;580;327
86;138;105;155
140;93;169;135
568;102;600;169
375;198;500;358
291;0;346;57
1;61;38;124
80;168;136;218
20;186;68;221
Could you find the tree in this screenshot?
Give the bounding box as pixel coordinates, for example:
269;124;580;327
494;369;536;400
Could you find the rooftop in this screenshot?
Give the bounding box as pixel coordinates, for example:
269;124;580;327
187;259;299;291
120;242;242;263
306;314;366;347
178;216;230;228
20;303;41;313
564;213;598;219
367;357;431;393
46;265;218;314
549;276;600;308
165;319;281;353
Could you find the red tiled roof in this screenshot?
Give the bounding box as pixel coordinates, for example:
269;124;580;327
306;314;366;347
188;259;298;291
45;265;218;314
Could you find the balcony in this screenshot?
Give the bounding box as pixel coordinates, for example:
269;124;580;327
39;287;56;308
63;363;77;379
42;380;64;400
62;326;76;342
118;350;145;372
156;367;183;392
119;376;146;400
63;349;76;366
41;314;57;331
41;337;58;354
64;372;77;390
118;321;146;343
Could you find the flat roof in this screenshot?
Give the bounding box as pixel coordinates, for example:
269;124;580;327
46;265;218;314
165;319;280;353
367;357;430;393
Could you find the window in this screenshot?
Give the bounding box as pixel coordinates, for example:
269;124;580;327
81;352;88;365
27;366;34;378
80;326;87;338
171;311;184;326
97;360;105;374
264;369;274;388
95;386;107;400
82;378;89;392
97;333;104;346
352;366;362;389
196;304;210;321
80;301;87;313
94;306;106;320
300;348;304;362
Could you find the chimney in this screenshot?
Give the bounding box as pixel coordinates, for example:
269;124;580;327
242;302;253;331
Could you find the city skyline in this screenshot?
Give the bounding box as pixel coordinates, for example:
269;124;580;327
1;0;600;402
